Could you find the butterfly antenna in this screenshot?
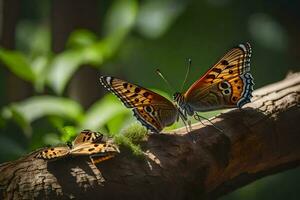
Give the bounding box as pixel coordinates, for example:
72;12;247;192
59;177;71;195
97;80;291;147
194;113;224;133
180;58;192;92
155;69;175;93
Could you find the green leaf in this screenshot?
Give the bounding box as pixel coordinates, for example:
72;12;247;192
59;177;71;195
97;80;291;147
47;0;138;94
2;96;84;134
31;56;50;92
67;29;98;49
47;49;85;94
59;126;77;142
136;0;187;38
104;0;138;36
0;48;35;82
79;94;130;131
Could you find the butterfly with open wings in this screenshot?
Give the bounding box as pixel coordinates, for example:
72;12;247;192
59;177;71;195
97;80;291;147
100;42;254;133
36;129;119;164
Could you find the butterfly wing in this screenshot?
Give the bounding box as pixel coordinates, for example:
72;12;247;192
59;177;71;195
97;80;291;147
72;129;103;147
36;146;70;160
184;43;254;111
70;138;120;156
100;76;179;133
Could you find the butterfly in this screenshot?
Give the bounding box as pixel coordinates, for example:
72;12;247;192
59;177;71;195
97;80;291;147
100;42;254;133
36;130;120;164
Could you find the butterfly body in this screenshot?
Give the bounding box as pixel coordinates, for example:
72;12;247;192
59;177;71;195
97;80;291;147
100;42;254;133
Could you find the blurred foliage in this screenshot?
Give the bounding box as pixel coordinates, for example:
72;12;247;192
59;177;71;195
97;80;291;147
0;0;299;199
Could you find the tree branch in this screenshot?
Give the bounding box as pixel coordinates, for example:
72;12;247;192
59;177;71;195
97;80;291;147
1;72;299;200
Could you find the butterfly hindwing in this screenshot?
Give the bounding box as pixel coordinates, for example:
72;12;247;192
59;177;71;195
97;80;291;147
100;76;179;133
70;139;119;156
36;146;70;160
184;43;254;111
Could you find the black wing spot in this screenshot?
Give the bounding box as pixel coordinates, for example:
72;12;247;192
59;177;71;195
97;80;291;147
130;93;138;98
145;106;152;113
51;148;54;151
221;60;229;65
135;87;141;93
224;90;230;94
211;68;222;73
94;144;99;147
220;82;229;89
229;70;233;74
143;92;150;97
225;65;235;69
237;86;241;89
135;98;139;102
123;83;128;88
206;74;216;79
234;80;238;83
232;96;237;101
88;148;95;152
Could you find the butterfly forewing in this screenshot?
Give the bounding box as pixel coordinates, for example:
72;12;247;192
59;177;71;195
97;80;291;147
183;43;254;111
100;76;179;133
72;129;103;147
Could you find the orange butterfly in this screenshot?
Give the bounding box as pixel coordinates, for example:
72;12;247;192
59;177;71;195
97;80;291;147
100;43;254;133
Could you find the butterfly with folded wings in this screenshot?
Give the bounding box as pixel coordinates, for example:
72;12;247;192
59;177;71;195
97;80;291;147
36;129;119;164
100;43;254;133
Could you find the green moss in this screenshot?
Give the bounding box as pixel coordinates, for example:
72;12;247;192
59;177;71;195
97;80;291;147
109;123;148;157
121;123;147;143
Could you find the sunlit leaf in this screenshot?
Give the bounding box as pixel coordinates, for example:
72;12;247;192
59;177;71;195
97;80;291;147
46;0;138;94
42;132;62;145
67;29;98;49
136;0;186;38
31;56;50;92
60;126;77;142
3;96;83;126
79;94;130;131
47;49;85;94
0;48;35;82
104;0;138;36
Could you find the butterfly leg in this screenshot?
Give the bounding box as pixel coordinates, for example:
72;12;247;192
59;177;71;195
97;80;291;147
90;154;115;165
188;120;192;132
194;113;223;133
178;108;191;132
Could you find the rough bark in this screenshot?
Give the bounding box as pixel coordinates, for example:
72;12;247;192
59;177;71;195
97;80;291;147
0;72;299;200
